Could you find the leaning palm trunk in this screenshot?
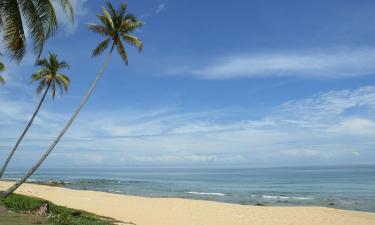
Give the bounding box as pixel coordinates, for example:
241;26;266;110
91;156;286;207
0;82;51;178
2;45;114;198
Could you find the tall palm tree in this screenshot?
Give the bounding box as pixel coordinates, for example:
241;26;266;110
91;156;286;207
0;0;74;62
2;1;143;197
0;62;5;85
0;52;70;179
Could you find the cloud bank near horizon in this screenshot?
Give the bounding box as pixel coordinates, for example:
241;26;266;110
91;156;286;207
1;86;375;168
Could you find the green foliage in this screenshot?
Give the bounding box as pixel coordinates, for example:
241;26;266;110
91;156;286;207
0;0;74;62
32;52;71;98
0;62;5;85
0;212;51;225
88;1;143;64
0;193;117;225
1;193;45;211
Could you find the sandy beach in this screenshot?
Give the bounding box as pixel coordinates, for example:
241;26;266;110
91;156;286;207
0;181;374;225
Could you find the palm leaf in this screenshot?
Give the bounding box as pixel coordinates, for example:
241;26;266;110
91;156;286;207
87;23;113;36
19;0;45;58
116;39;128;64
34;0;58;38
0;0;27;62
58;61;70;69
53;0;74;22
122;34;143;51
0;76;4;85
0;62;5;72
101;7;114;29
56;73;70;90
36;80;48;94
92;37;111;57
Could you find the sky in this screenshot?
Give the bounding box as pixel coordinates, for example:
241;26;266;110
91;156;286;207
1;0;375;169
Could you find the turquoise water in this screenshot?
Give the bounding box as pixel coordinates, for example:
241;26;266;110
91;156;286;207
4;165;375;212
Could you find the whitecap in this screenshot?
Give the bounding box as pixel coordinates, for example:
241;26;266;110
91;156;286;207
186;191;225;196
262;195;313;200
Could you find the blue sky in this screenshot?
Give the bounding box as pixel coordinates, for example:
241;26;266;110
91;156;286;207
1;0;375;168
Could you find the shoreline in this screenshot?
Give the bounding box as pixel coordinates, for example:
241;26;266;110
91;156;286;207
1;181;375;225
1;178;365;212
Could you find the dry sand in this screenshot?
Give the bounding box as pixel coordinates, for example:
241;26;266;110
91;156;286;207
1;181;374;225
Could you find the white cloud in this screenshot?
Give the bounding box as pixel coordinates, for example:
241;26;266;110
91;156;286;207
155;3;166;14
170;47;375;79
328;118;375;136
280;149;332;158
2;86;375;167
278;86;375;121
54;0;89;36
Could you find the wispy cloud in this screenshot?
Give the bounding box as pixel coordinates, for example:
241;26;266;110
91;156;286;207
2;86;375;167
169;47;375;79
155;3;166;14
278;86;375;121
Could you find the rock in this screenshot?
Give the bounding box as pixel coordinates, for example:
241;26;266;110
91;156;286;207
0;205;8;213
71;211;81;216
32;203;48;216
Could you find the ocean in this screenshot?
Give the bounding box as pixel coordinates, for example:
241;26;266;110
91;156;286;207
3;165;375;212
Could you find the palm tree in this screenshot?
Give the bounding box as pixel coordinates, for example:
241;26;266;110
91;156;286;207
0;0;74;62
2;1;143;198
0;52;70;179
0;62;5;85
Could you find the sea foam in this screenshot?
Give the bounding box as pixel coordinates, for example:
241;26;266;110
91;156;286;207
186;192;225;196
262;195;313;200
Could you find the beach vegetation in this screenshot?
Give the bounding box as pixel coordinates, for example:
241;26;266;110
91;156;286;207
0;192;118;225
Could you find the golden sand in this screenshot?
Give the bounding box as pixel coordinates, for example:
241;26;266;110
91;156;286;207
1;181;374;225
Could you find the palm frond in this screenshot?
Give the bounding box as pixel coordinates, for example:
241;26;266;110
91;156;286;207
105;1;117;18
116;39;128;64
117;3;128;17
122;34;143;51
35;58;50;68
54;79;64;95
101;7;114;29
56;73;70;90
0;62;5;72
19;0;45;58
58;61;70;69
92;37;111;57
53;0;74;22
123;18;143;32
36;80;48;94
87;23;113;36
0;0;27;62
0;75;5;85
34;0;58;38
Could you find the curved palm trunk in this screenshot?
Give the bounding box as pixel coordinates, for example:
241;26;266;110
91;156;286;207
0;82;51;179
2;45;114;198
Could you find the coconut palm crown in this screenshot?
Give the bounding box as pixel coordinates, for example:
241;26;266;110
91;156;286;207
32;52;70;98
88;1;143;64
0;0;74;62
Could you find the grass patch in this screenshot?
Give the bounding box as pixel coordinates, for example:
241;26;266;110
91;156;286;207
0;192;120;225
0;211;51;225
